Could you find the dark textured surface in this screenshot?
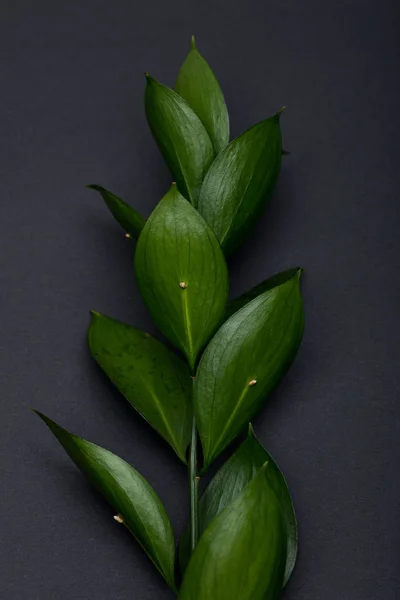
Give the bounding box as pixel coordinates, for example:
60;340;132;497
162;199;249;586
1;1;400;598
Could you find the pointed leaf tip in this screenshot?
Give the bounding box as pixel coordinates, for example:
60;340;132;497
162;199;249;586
198;115;282;255
134;186;228;370
179;467;286;599
88;311;192;461
195;270;304;467
145;76;214;205
34;412;177;590
175;39;229;155
88;184;145;238
179;424;298;588
247;422;255;437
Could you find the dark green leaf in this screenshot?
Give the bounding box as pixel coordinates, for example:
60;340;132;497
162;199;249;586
195;269;304;469
198;113;283;255
87;184;146;238
145;75;214;206
179;466;286;600
33;411;177;591
180;424;297;587
225;268;299;320
88;311;192;463
175;36;229;155
135;184;229;371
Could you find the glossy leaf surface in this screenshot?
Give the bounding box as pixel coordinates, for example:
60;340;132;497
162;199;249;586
225;268;299;320
180;425;297;587
175;36;229;155
195;269;304;468
34;411;176;591
179;467;286;600
135;184;229;371
198;114;282;255
145;75;214;206
88;311;192;463
87;184;145;238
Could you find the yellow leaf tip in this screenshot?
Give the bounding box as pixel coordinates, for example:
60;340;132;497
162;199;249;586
190;35;196;49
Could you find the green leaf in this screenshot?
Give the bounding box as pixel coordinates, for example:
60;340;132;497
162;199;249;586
175;36;229;155
195;269;304;469
88;311;192;463
198;113;283;255
33;411;177;591
179;466;286;600
145;75;214;207
225;267;299;320
135;184;229;371
87;184;146;238
180;424;297;587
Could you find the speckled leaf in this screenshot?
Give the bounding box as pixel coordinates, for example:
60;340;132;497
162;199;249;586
145;75;214;206
195;269;304;469
175;36;229;155
88;311;192;463
87;184;145;238
135;184;229;371
179;466;286;600
33;411;177;592
198;114;282;255
180;424;297;587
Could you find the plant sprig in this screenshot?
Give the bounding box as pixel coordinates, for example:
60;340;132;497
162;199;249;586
34;37;305;599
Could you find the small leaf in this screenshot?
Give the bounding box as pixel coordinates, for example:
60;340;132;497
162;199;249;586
179;466;286;600
145;75;214;206
225;268;299;320
135;184;229;371
33;411;177;591
87;184;146;238
175;36;229;155
195;269;304;468
180;424;297;587
88;312;192;463
198;113;283;255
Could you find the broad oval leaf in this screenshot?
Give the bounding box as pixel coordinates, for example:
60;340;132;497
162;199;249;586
145;75;214;206
180;424;297;587
33;411;177;591
88;311;192;463
179;466;286;600
198;114;283;255
195;269;304;468
87;184;146;238
135;184;229;371
225;267;299;320
175;36;229;155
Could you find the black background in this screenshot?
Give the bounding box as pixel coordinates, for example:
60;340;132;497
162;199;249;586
1;1;400;598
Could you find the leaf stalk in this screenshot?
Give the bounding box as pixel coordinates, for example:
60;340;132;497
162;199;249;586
189;412;199;551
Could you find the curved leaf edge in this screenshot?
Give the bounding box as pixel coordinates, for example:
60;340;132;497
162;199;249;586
31;409;177;592
87;310;191;464
87;184;146;238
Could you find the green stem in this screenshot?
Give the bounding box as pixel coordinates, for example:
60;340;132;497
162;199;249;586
189;412;199;551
